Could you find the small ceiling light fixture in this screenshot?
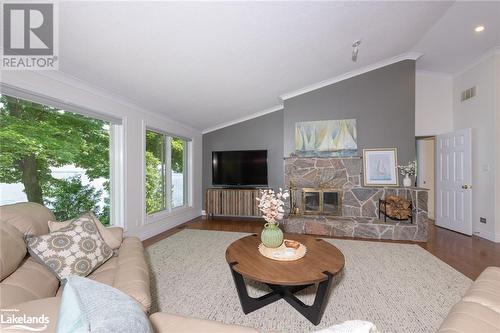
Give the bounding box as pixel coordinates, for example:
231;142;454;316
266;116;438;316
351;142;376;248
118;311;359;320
475;25;485;32
352;40;362;62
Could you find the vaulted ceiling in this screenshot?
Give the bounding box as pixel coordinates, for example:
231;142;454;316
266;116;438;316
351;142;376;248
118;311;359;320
57;1;499;131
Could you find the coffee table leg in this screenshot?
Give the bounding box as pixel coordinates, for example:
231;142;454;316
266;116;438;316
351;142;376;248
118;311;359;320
274;272;334;325
230;264;334;325
229;262;282;314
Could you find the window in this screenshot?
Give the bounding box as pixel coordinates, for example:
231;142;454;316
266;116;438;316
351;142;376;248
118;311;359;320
145;130;189;215
145;129;166;214
0;94;119;226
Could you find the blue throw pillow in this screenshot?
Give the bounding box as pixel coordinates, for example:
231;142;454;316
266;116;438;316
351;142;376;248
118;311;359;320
56;276;152;333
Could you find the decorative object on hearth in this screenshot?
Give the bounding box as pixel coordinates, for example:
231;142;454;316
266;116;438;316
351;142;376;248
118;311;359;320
363;148;399;187
378;195;413;222
295;119;357;157
397;160;417;187
256;188;289;248
258;239;307;261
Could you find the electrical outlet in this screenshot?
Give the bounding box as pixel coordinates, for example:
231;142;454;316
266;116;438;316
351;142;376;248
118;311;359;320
480;217;487;224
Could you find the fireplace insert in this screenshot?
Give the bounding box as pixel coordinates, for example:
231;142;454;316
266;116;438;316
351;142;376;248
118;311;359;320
291;188;342;216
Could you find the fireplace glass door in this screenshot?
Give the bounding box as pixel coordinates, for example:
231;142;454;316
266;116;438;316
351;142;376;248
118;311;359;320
299;189;342;216
323;192;341;215
304;191;321;213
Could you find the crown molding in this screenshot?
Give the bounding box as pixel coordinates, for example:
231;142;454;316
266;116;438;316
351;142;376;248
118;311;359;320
454;46;500;78
279;52;423;101
8;69;202;134
202;104;284;134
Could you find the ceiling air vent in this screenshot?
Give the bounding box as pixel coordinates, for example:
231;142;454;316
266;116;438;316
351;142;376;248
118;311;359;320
460;86;476;102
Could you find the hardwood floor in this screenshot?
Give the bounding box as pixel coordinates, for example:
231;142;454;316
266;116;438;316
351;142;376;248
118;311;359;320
143;216;500;280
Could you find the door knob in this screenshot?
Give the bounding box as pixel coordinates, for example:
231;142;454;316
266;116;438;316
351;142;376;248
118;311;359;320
461;185;471;189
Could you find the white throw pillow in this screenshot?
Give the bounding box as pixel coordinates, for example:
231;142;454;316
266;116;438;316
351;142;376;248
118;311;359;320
56;276;152;333
315;320;379;333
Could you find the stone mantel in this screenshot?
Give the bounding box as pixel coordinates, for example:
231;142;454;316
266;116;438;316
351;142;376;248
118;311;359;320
283;156;430;242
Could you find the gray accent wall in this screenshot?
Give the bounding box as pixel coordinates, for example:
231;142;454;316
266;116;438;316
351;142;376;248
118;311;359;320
202;60;416;207
284;60;416;165
202;110;284;208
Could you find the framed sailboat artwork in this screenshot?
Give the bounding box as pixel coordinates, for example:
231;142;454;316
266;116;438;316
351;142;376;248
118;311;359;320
295;119;357;157
362;148;399;187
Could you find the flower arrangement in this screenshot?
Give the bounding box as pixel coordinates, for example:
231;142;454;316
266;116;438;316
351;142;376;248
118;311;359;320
256;188;289;224
397;160;417;177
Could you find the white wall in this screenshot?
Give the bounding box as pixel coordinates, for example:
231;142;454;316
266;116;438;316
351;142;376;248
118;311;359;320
0;70;203;240
495;54;500;242
453;55;497;241
415;71;453;136
416;138;435;219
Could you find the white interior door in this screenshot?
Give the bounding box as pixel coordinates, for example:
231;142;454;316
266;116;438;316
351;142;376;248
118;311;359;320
435;129;472;235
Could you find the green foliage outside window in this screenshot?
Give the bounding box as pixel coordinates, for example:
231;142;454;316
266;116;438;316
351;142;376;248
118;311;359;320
145;130;165;214
0;95;110;225
145;132;186;213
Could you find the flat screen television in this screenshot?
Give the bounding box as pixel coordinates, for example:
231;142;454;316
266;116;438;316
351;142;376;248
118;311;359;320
212;150;268;187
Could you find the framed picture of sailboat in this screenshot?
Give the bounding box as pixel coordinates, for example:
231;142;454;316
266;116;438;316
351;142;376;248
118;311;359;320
362;148;399;187
295;119;357;157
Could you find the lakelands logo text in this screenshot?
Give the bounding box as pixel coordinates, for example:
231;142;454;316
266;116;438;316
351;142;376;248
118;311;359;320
2;2;59;70
1;309;50;331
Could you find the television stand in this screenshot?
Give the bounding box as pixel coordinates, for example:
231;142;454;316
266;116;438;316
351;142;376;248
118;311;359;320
206;188;267;218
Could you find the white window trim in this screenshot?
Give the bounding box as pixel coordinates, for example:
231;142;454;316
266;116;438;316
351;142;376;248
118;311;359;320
110;124;125;229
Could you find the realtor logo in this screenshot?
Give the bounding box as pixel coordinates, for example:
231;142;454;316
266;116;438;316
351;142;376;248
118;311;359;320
1;2;58;70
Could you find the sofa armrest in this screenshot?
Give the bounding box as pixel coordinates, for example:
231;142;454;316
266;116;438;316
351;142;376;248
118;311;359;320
149;313;260;333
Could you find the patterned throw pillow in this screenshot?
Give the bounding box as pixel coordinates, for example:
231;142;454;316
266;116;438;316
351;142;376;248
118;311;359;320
26;214;113;281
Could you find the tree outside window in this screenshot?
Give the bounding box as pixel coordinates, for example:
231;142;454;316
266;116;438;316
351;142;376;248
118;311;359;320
0;95;111;225
145;131;187;214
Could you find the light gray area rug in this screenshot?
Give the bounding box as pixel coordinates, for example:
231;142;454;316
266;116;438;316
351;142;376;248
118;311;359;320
146;230;471;333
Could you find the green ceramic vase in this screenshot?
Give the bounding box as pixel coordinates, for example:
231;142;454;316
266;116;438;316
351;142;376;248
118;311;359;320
261;222;284;248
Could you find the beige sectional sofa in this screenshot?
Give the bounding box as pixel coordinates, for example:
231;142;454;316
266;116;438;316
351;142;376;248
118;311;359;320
438;266;500;333
0;203;257;333
0;203;151;332
3;202;499;333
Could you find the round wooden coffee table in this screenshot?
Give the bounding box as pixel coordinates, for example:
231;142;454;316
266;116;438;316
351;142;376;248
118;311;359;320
225;233;345;325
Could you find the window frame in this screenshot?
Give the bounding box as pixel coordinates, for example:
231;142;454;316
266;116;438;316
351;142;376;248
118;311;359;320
144;125;191;223
0;83;124;227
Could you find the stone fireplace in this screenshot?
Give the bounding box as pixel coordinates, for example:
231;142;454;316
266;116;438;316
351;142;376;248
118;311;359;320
283;157;429;242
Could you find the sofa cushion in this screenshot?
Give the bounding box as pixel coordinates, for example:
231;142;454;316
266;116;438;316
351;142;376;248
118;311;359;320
48;212;123;250
56;276;152;333
106;226;124;249
87;237;151;312
0;202;53;236
0;222;26;280
437;301;500;333
462;267;500;314
26;214;113;281
149;313;259;333
0;257;59;307
0;297;60;333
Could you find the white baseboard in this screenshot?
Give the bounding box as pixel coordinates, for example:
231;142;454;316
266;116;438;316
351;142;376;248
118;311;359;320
474;230;498;243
